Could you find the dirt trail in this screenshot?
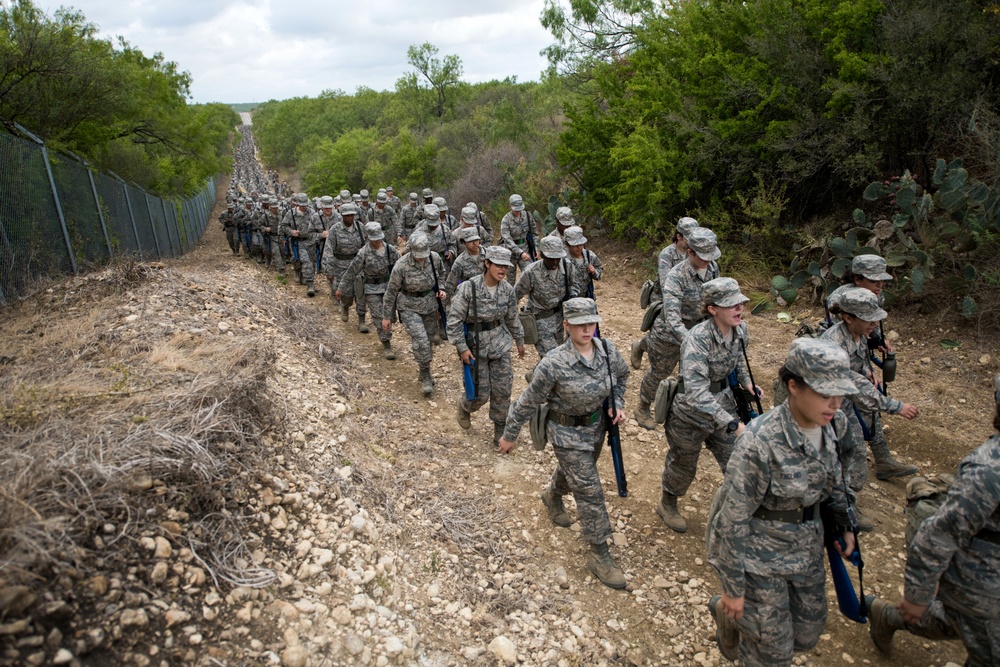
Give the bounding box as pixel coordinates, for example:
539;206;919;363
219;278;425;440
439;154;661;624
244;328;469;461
2;183;994;666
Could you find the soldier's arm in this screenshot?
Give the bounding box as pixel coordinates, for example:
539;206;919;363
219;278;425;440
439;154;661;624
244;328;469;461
736;326;752;388
444;260;461;297
661;272;688;341
338;251;364;292
446;282;472;350
499;215;517;253
514;264;531;302
608;342;630;411
589;251;604;281
502;358;558;442
684;334;737;429
382;263;403;322
504;286;525;345
657;246;673;286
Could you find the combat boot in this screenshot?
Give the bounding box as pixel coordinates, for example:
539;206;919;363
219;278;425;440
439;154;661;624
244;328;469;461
854;507;874;532
457;404;472;430
306;282;316;297
875;459;918;480
493;422;505;446
866;595;903;653
382;340;395;360
630;340;644;370
709;595;740;661
540;487;572;527
634;401;656;430
586;542;626;590
340;302;350;322
357;314;369;334
419;366;434;397
656;492;687;533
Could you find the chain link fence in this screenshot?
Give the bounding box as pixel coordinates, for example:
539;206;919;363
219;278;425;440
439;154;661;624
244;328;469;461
0;124;219;305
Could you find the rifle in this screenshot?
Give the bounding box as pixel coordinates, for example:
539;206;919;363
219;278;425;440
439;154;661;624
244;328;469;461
867;321;896;396
584;250;600;338
821;501;867;623
462;282;480;402
525;214;537;262
428;253;447;332
739;338;764;416
727;370;759;425
601;338;627;497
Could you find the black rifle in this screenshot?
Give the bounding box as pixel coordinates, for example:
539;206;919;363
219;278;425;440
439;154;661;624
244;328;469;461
428;254;447;332
584;249;600;338
601;338;627;497
727;370;759;425
525;213;538;262
821;432;868;623
739;338;764;416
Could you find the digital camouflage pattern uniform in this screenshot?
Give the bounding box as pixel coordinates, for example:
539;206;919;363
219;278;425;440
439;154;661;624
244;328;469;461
564;227;603;298
373;196;399;245
321;205;369;314
220;207;238;254
258;204;284;272
502;318;629;548
453;206;492;256
412;211;455;265
400;201;420;241
339;226;399;344
382;242;447;371
445;238;484;297
707;338;858;667
279;202;323;286
447;258;524;429
387;192;403;215
515;238;579;358
500;195;541;285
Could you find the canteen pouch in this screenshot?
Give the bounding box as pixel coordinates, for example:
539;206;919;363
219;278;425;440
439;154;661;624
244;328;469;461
654;376;681;424
354;273;365;300
520;311;538;346
640;301;662;333
529;403;549;451
640;279;654;309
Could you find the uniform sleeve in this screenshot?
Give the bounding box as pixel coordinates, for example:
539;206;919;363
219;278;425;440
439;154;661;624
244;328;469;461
662;271;688;341
904;457;1000;606
565;260;580;299
320;233;337;276
278;212;291;237
588;250;604;281
505;286;524;345
683;332;736;429
848;372;903;413
657;247;673;287
444;260;461;297
447;281;472;351
514;265;531;302
338;249;364;292
503;359;558;441
608;342;630;411
500;214;517;254
383;262;403;323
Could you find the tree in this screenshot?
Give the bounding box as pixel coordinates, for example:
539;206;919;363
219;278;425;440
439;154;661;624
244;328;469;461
404;43;463;119
539;0;655;75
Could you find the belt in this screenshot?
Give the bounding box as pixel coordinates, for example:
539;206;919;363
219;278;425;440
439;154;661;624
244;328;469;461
536;304;563;320
471;319;503;332
975;528;1000;545
547;408;602;427
710;378;728;393
403;288;431;298
334;253;356;260
752;503;818;524
365;276;389;285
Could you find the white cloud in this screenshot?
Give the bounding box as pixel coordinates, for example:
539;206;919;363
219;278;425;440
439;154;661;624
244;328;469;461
37;0;553;102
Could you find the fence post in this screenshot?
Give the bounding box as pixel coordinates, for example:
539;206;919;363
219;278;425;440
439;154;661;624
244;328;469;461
138;187;162;259
14;123;77;274
110;171;143;259
158;197;176;257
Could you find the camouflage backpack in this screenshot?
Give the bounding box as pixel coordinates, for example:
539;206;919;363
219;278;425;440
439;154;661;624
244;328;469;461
904;473;954;547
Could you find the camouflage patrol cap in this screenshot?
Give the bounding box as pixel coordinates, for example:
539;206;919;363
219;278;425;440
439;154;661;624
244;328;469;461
408;192;419;202
423;204;440;222
360;189;370;201
837;286;887;322
227;202;235;208
353;194;361;203
459;227;481;243
564;226;587;246
509;194;525;211
339;189;351;203
465;202;478;211
676;217;699;237
687;228;721;261
386;186;393;193
702;277;749;308
785;338;856;397
485;245;513;267
563;297;602;325
409;232;430;259
319;195;335;208
340;203;357;216
377;188;386;195
555;206;574;224
433;196;447;209
364;221;384;240
852;254;893;282
421;188;433;199
292;193;309;206
376;192;388;203
461;206;477;223
540;235;566;259
260;195;271;204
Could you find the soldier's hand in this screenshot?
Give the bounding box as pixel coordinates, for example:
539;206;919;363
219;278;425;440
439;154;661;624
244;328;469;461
322;230;329;238
460;349;475;364
898;403;920;419
436;290;447;301
719;594;744;621
897;598;928;625
734;422;746;438
382;319;392;332
835;531;855;559
335;289;343;300
497;437;516;455
608;407;626;426
292;230;299;237
588;265;596;276
521;252;530;262
516;344;525;359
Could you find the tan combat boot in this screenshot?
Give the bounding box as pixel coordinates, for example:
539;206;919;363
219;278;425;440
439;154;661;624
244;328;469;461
656;492;687;533
457;404;472;429
540;487;572;527
866;596;903;653
382;340;395;360
709;595;740;661
630;340;644;370
634;401;656;430
586;542;626;590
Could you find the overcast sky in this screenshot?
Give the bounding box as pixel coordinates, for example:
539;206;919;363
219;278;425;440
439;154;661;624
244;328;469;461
36;0;554;104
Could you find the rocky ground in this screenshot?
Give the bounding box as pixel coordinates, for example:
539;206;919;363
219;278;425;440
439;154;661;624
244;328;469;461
1;180;996;667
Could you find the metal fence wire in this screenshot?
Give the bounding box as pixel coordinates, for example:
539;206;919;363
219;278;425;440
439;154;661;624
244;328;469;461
0;125;218;305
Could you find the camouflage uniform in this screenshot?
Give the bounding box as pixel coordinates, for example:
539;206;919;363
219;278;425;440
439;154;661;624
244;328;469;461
515;238;579;358
707;338;858;667
658;244;687;280
258;205;285;273
447;261;524;428
235;204;253;256
412;217;455;265
564;227;603;298
453;206;492;255
445;246;484;297
500;194;541;285
386;191;403;215
220;207;238;254
502;312;629;548
372;202;399;246
321;205;368;314
639;248;720;407
339;225;399;344
399;201;421;242
357;190;375;223
279;201;323;286
382;242;447;369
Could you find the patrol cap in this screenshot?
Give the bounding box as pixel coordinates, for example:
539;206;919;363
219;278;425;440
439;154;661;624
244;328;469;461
423;204;440;221
319;195;335;208
564;226;587;246
340;203;357;216
352;194;361;202
555;206;574;224
360;189;370;201
409;232;430;259
339;189;351;202
292;192;309;206
677;216;699;237
785;338;857;397
364;221;384;240
433;196;447;209
702;277;749;308
540;235;566;259
459;227;481;243
563;297;602;325
376;192;388;203
377;188;386;195
485;245;513;267
837;286;888;322
260;195;271;205
227;202;235;208
687;228;721;261
461;206;477;223
465;202;478;211
408;192;419;202
509;194;525;211
421;188;433;199
386;186;393;193
852;254;893;282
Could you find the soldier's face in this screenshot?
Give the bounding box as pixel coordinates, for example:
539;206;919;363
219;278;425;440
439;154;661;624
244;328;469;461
676;234;689;252
542;256;561;270
854;276;884;296
296;205;307;213
788;380;842;428
322;207;333;214
844;314;878;338
710;302;744;329
466;240;481;254
565;322;596;347
485;261;506;281
687;248;710;270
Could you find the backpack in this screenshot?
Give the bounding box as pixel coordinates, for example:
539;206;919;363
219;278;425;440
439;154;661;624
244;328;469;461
904;473;954;547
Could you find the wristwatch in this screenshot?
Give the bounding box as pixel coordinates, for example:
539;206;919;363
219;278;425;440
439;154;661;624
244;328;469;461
726;419;740;434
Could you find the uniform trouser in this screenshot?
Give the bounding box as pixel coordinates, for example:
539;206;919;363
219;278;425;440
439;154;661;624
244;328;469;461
506;253;532;285
298;242;316;284
550;439;612;545
327;259;362;314
901;599;999;666
225;227;239;252
662;406;736;496
239;228;252;255
534;312;565;358
265;237;285;272
398;310;438;365
363;293;391;342
738;569;827;666
639;337;682;405
841;399;870;493
460;352;512;424
861;409;890;461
